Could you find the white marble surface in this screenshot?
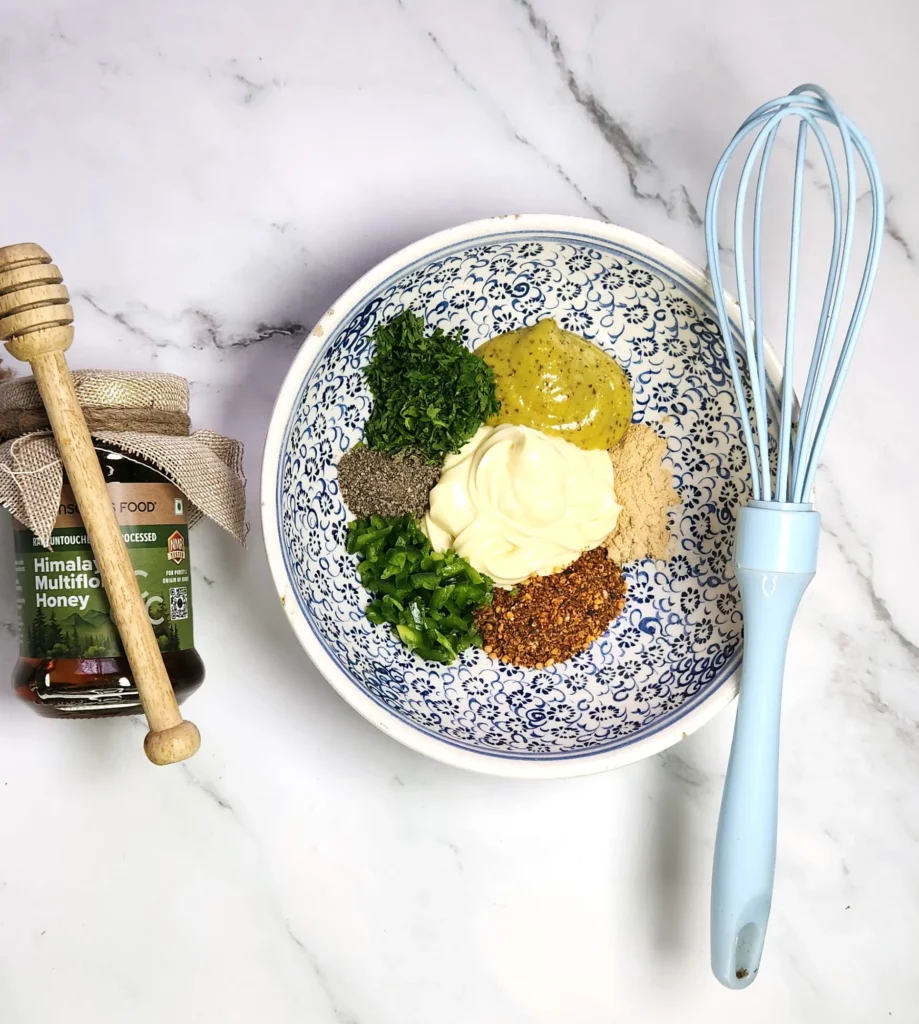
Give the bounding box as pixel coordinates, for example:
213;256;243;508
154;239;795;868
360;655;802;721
1;1;917;1020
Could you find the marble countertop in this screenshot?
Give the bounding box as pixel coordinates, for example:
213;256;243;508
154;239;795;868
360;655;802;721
1;1;917;1021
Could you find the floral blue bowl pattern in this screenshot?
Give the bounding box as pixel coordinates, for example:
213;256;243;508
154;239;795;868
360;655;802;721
275;229;775;763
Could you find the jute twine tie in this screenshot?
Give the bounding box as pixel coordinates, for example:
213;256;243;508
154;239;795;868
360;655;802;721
0;370;247;547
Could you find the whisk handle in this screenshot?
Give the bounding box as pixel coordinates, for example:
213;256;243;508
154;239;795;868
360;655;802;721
711;504;820;988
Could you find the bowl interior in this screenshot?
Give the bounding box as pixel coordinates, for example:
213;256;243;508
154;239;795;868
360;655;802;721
272;224;775;769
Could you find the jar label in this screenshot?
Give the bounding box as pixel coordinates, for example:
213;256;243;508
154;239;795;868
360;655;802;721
13;483;195;659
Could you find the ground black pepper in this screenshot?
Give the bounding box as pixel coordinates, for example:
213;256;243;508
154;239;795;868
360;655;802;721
337;446;440;519
475;548;628;668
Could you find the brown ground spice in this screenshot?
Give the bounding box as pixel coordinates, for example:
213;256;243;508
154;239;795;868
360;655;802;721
475;548;628;668
605;423;680;563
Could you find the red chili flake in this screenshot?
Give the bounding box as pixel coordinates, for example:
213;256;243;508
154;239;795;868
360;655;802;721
475;548;628;668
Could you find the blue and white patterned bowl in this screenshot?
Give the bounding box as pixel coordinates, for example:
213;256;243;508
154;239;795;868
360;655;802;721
263;216;777;778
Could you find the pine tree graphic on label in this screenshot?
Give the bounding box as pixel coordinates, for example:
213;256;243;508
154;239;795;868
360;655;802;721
30;606;48;656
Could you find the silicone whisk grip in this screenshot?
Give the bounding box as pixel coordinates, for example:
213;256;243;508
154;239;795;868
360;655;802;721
711;565;813;987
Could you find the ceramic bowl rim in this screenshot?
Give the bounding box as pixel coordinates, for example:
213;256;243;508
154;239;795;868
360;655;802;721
261;214;775;779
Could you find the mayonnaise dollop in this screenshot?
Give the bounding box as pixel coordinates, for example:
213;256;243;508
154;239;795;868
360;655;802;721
423;424;620;587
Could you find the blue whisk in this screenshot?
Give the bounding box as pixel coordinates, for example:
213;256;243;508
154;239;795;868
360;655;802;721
704;84;884;988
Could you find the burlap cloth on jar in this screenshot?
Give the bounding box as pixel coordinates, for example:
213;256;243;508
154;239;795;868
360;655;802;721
0;370;247;547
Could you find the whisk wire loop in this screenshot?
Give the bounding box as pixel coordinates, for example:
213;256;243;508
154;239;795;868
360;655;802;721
704;84;884;505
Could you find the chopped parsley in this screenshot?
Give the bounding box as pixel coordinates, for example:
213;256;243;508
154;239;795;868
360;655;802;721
363;309;500;463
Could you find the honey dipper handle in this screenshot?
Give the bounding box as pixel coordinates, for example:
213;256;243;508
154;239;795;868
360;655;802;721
0;244;200;765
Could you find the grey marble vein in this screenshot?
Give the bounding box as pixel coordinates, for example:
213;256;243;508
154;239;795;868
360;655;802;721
829;633;918;751
680;185;703;228
80;293;305;351
884;213;914;263
179;765;235;812
513;0;701;223
419;24;612;221
284;920;360;1024
233;71;266;104
818;471;918;666
81;293;164;348
225;58;287;105
791;162;909;266
184;307;307;350
658;749;711;790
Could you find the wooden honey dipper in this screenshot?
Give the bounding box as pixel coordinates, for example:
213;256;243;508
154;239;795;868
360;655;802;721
0;243;200;765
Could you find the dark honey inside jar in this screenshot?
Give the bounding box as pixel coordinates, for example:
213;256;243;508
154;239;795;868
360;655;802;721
12;444;205;718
